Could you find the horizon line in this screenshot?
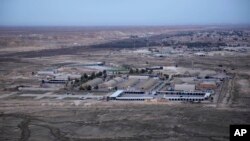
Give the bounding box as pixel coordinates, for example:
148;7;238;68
1;24;250;28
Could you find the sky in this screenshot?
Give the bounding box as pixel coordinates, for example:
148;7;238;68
0;0;250;26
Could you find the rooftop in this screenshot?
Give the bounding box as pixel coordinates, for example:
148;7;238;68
109;90;124;98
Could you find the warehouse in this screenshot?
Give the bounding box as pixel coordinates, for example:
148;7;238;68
156;91;206;96
116;96;153;101
160;91;211;102
174;83;196;91
109;90;211;102
124;91;144;94
165;96;207;102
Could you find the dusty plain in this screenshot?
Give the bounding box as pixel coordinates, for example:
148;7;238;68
0;26;250;141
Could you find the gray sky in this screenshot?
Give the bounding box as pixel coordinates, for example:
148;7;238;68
0;0;250;26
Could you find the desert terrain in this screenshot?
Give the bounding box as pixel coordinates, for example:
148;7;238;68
0;26;250;141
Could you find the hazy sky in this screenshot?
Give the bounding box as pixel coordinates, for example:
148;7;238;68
0;0;250;26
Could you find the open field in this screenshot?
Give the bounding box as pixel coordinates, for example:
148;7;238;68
1;101;250;141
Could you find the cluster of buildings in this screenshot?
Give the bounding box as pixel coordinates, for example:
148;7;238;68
29;58;231;103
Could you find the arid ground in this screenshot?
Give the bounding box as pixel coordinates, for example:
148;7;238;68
0;26;250;141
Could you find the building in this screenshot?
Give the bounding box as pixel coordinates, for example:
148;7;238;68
109;90;153;101
174;84;196;91
197;81;217;90
128;75;149;80
116;96;153;101
157;91;211;102
109;90;211;102
109;90;124;100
